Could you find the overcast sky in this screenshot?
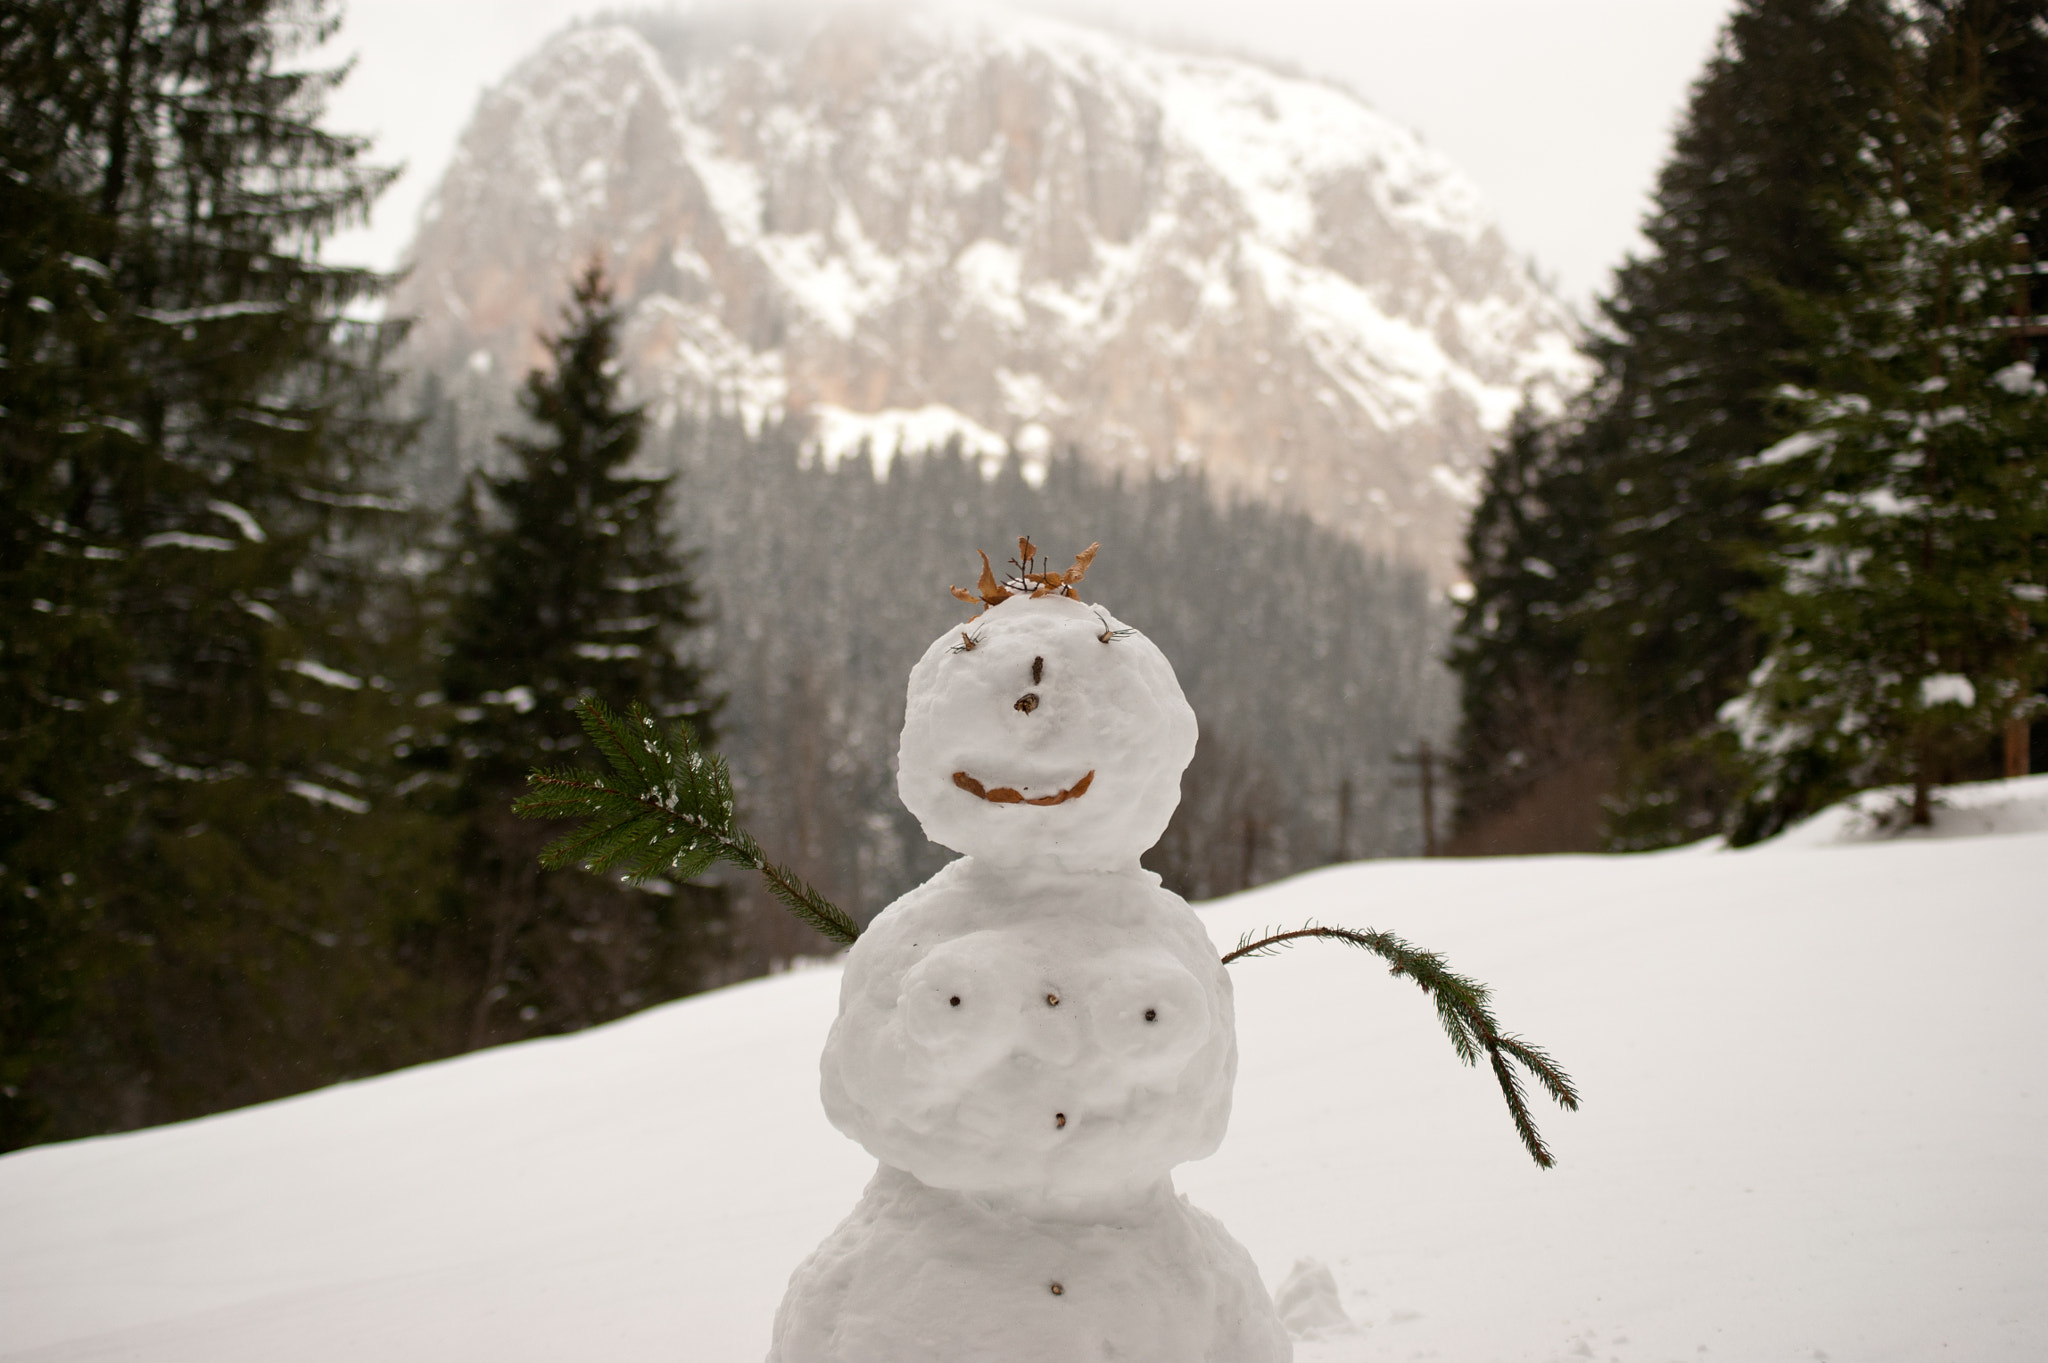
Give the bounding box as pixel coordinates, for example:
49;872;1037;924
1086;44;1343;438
317;0;1741;311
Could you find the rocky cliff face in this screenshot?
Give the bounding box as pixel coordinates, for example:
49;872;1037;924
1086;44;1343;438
394;4;1583;582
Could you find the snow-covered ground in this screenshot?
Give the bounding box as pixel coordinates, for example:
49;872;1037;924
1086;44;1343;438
4;776;2044;1363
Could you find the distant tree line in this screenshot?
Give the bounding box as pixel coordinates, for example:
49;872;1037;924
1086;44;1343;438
2;0;1453;1149
660;420;1452;969
1450;0;2048;852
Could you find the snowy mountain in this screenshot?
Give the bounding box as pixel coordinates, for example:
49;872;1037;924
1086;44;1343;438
5;775;2043;1363
392;4;1584;582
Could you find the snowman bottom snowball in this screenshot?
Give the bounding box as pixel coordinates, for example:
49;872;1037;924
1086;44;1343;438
769;1166;1289;1363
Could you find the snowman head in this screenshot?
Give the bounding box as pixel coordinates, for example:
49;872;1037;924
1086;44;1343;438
897;556;1197;871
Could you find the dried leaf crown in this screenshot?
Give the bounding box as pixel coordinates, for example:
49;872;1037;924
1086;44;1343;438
950;538;1100;615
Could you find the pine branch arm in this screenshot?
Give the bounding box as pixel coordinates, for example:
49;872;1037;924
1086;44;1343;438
1223;923;1579;1169
755;857;863;946
514;699;862;948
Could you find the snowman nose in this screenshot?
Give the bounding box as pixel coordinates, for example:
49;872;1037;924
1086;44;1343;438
1013;656;1046;713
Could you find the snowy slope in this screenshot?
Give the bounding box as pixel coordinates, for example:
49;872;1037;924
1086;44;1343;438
393;5;1585;583
3;778;2044;1363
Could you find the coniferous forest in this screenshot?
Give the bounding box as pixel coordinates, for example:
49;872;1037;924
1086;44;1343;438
1450;0;2048;853
0;0;1449;1149
6;0;2044;1154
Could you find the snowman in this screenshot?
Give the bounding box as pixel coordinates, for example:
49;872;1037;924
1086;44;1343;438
768;542;1292;1362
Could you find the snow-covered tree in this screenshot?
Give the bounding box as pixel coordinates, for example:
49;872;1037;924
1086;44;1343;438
434;263;725;1047
1447;399;1613;847
0;0;449;1147
1726;8;2048;837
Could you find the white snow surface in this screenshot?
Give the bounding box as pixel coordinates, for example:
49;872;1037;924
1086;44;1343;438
1764;769;2048;848
4;777;2046;1362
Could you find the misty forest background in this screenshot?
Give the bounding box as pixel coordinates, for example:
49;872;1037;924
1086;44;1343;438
4;0;2044;1151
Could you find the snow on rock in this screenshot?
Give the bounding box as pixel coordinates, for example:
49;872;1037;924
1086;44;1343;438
3;778;2044;1362
804;402;1009;480
392;7;1588;584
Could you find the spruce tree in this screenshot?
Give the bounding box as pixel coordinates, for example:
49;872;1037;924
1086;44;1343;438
435;263;724;1048
1448;0;1920;849
1447;400;1611;846
1575;0;1901;846
1;0;444;1147
1725;3;2048;837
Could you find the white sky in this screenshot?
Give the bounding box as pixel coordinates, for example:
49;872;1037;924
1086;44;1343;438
317;0;1740;311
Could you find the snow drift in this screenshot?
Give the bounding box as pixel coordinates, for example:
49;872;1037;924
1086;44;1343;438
2;776;2044;1362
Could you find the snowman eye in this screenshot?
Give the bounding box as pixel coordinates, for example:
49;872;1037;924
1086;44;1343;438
1093;610;1134;644
1031;655;1044;684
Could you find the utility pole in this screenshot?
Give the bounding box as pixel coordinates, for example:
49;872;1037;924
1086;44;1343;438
1238;813;1260;893
1332;776;1353;863
1392;740;1445;857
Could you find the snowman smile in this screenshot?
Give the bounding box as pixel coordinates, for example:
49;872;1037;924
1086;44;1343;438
951;769;1096;807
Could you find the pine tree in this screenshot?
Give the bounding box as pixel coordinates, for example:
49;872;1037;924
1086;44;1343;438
1725;3;2048;837
1447;400;1612;847
1;0;447;1147
1573;0;1902;847
434;263;725;1048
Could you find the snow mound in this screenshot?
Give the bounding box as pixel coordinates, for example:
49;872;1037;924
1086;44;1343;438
1761;772;2048;849
2;822;2043;1362
1272;1257;1358;1340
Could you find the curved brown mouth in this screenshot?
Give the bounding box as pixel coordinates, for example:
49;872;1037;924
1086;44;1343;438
952;770;1095;807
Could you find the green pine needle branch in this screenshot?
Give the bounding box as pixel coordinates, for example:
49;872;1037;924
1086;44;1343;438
1224;923;1580;1168
513;697;862;946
